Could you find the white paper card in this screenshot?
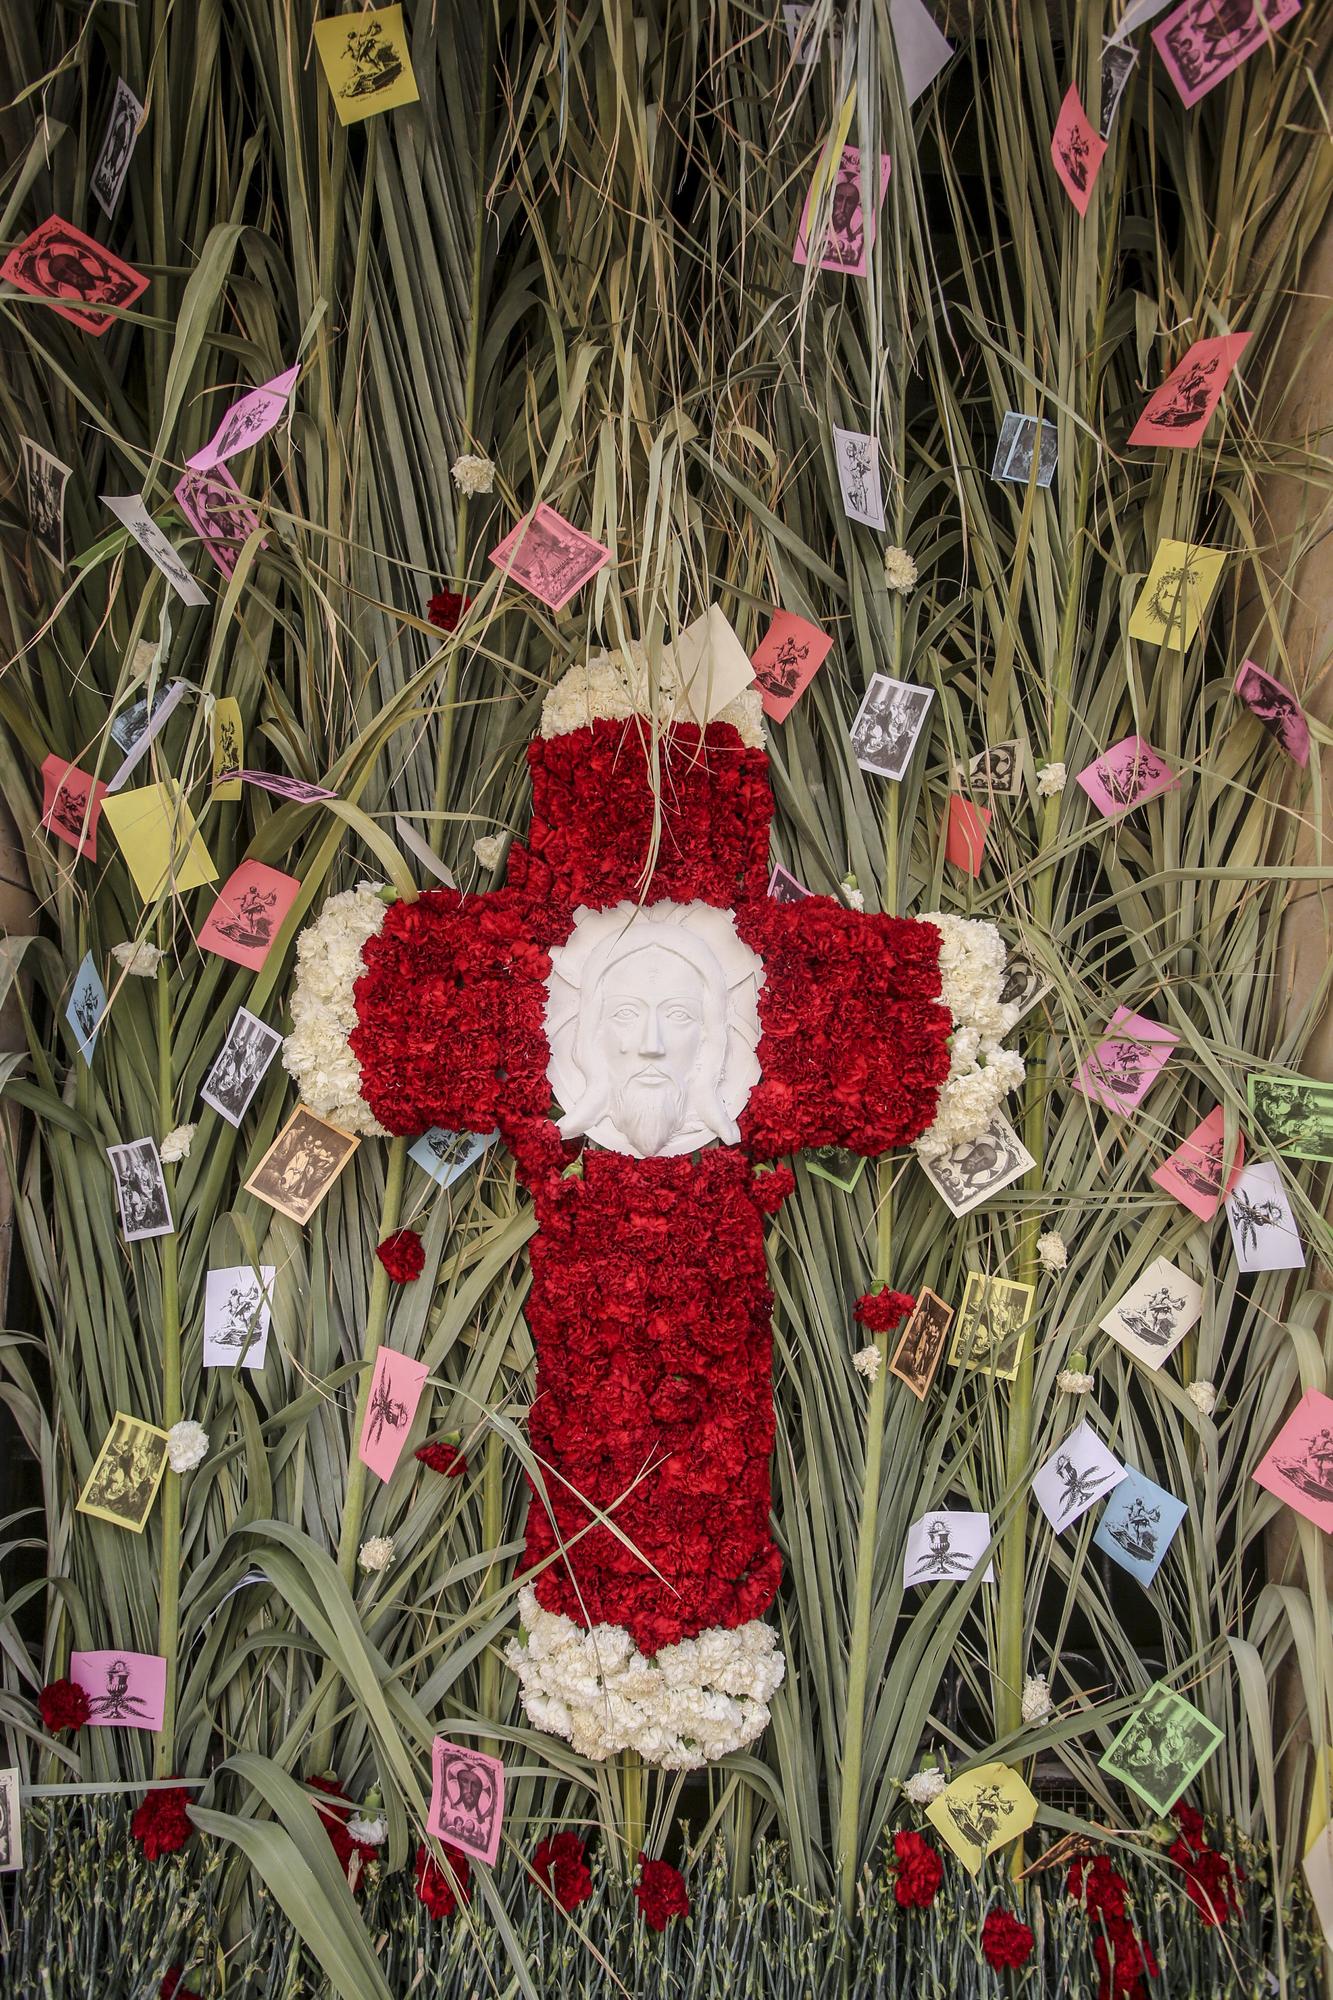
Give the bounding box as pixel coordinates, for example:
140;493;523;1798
1099;1255;1202;1370
0;1766;20;1871
833;426;886;529
903;1510;994;1586
1032;1420;1128;1532
103;495;208;606
203;1264;276;1370
1225;1158;1304;1273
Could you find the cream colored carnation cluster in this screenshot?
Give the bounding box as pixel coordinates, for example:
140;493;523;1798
283;885;390;1136
506;1586;784;1770
915;912;1026;1162
540;644;765;750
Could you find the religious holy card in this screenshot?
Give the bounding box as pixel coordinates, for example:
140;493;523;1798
999;949;1052;1020
920;1114;1034;1219
793;145;891;277
991;413;1057;487
1032;1420;1127;1532
1098;1682;1222;1816
662;604;756;725
1253;1387;1333;1535
189;364;300;473
1225;1158;1303;1273
767;863;811;903
926;1761;1037;1875
106;678;190;795
245;1106;360;1225
832;426;886;529
107;1138;173;1243
903;1510;994;1587
428;1738;505;1866
1051;85;1107;216
359;1346;429;1481
1073;1006;1178;1113
1099;1254;1202;1370
409;1127;498;1189
76;1413;171;1533
1098;38;1139;133
1075;735;1177;817
887;0;953;101
488;502;612;610
91;77;145;218
850;674;934;781
750;609;833;722
1093;1465;1187;1587
313;5;420;125
890;1286;954;1399
1234;659;1309;766
65;951;106;1066
1151;1105;1243;1221
175;464;264;579
1127;539;1226;649
954;739;1025;799
1247;1071;1333;1161
19;435;72;568
203;1262;276;1370
0;1767;19;1871
211;696;244;798
948;1271;1036;1382
0;215;149;335
1128;333;1250;448
198;861;302;971
40;755;108;861
101;781;217;901
102;495;208;606
68;1648;167;1729
200;1006;283;1126
236;769;337;803
1152;0;1302;109
805;1144;868;1192
944;795;990;875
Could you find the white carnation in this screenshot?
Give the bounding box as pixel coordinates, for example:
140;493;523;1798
1187;1380;1216;1418
111;940;163;976
1057;1369;1095;1394
915;914;1026;1161
842;875;865;912
167;1420;209;1472
450;453;496;495
283;885;389;1135
1021;1674;1053;1723
473;834;507;870
1037;762;1067;797
540;644;766;750
883;545;918;593
1037;1230;1068;1273
347;1813;387;1845
853;1344;882;1383
903;1768;945;1807
358;1535;394;1572
159;1124;196;1163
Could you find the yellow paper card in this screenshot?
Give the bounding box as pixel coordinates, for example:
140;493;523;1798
76;1412;170;1533
313;7;419;125
102;781;217;900
927;1761;1038;1875
1127;539;1226;650
211;697;243;800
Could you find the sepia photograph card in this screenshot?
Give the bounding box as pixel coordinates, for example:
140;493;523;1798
245;1106;360;1224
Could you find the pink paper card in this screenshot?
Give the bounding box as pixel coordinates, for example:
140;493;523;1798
1128;333;1251;448
237;769;337;803
945;795;990;875
751;611;834;722
188;363;299;472
428;1737;505;1866
1074;1007;1179;1113
1151;1106;1243;1221
174;464;264;578
1153;0;1302;109
1075;735;1178;817
1235;659;1309;767
41;755;108;860
69;1649;166;1729
488;503;611;611
1254;1388;1333;1533
1051;85;1107;216
358;1346;429;1481
198;861;302;971
794;146;891;276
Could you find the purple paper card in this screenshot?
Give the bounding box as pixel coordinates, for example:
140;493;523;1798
794;146;892;278
1235;659;1309;767
1153;0;1301;109
1074;1008;1178;1113
1075;735;1178;817
237;769;337;803
428;1737;505;1866
188;363;299;472
174;465;264;579
69;1649;167;1729
357;1346;429;1481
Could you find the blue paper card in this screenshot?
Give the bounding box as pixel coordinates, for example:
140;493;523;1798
409;1127;497;1189
65;951;106;1064
1093;1466;1187;1587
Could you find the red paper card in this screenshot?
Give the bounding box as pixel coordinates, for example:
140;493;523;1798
1151;1106;1243;1221
1128;333;1251;448
198;861;301;970
751;611;834;722
1051;86;1107;217
41;755;108;861
1;216;149;336
487;503;611;611
358;1346;429;1481
945;795;990;875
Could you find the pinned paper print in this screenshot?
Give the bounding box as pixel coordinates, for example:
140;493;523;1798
1151;1106;1243;1221
1033;1421;1127;1531
245;1105;360;1224
203;1263;276;1370
359;1346;429;1480
488;502;611;610
1099;1255;1202;1370
428;1738;505;1867
0;1767;19;1872
850;675;934;780
76;1413;170;1533
832;426;886;529
903;1511;994;1586
991;413;1057;487
767;863;812;903
1153;0;1302;108
944;795;990;875
102;495;208;607
19;436;72;567
68;1649;167;1730
663;605;756;725
1074;1007;1178;1112
1129;332;1250;447
1253;1387;1333;1534
926;1762;1037;1875
198;861;301;971
1127;539;1226;648
313;6;420;125
107;1138;173;1243
794;146;891;277
1075;735;1177;817
0;216;149;335
890;1288;954;1399
954;740;1024;798
236;768;337;803
1094;1467;1187;1586
1099;1682;1222;1816
106;679;190;793
65;952;106;1065
887;0;954;101
409;1127;497;1190
999;951;1052;1020
947;1271;1036;1381
1248;1072;1333;1161
1051;85;1107;215
101;781;217;900
1234;659;1309;766
805;1144;867;1193
781;3;823;63
91;77;145;218
919;1114;1034;1219
175;465;263;578
751;610;833;721
200;1007;283;1125
188;363;299;472
1225;1158;1303;1272
40;756;108;860
1098;38;1139;133
211;697;243;798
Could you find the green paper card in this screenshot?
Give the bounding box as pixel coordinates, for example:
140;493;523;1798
1247;1071;1333;1162
1099;1682;1222;1816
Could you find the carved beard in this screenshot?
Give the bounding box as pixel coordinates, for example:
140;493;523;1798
612;1071;686;1157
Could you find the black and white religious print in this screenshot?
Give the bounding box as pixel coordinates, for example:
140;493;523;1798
997;948;1051;1020
766;863;812;904
890;1287;954;1399
954;739;1025;798
1098;38;1139;134
0;1767;20;1872
200;1007;283;1126
409;1126;499;1191
1224;1157;1304;1274
919;1113;1034;1218
19;435;73;569
244;1106;360;1225
832;424;886;529
991;412;1058;488
1031;1419;1127;1532
203;1263;277;1370
1099;1254;1202;1370
76;1412;171;1532
107;1138;174;1242
850;674;935;782
903;1510;994;1586
91;77;145;218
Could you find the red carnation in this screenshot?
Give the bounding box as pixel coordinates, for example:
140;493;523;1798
1067;1854;1159;2000
160;1971;201;2000
890;1828;943;1909
635;1854;690;1931
854;1288;916;1333
415;1841;471;1919
308;1775;381;1877
415;1440;468;1478
752;1163;795;1214
533;1830;593;1912
427;589;472;632
131;1786;193;1860
376;1229;425;1283
38;1677;91;1733
1168;1802;1242;1927
982;1908;1034;1970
